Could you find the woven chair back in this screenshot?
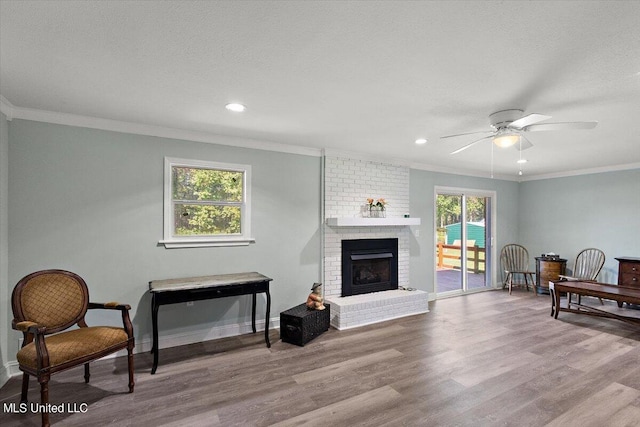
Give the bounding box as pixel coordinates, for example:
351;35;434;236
12;270;89;334
573;248;605;281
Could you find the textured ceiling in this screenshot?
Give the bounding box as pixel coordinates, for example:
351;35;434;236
1;1;639;180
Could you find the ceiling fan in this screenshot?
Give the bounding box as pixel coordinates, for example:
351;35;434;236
442;109;598;154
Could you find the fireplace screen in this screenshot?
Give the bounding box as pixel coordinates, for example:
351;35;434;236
342;238;398;296
352;254;391;285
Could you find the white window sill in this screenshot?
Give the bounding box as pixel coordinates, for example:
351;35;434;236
159;237;256;249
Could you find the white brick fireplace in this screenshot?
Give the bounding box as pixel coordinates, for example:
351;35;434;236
323;152;428;329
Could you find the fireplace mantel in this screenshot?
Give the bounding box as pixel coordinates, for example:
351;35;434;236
326;217;421;227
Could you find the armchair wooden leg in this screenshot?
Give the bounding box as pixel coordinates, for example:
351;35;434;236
20;372;29;403
84;363;90;383
127;345;135;393
40;380;50;427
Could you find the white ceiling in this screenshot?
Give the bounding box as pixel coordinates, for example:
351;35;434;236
1;1;639;180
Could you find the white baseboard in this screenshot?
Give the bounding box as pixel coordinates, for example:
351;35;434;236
131;316;280;354
1;361;18;387
2;317;281;380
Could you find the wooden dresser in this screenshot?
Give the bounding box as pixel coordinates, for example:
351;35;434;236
616;257;640;288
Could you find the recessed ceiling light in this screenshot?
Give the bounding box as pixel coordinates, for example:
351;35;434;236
517;159;528;164
225;103;246;112
415;138;427;145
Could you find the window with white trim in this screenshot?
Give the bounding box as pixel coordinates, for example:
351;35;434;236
160;157;254;248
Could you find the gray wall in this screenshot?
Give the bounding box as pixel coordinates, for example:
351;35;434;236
6;119;322;365
518;169;640;282
0;112;9;385
409;169;521;293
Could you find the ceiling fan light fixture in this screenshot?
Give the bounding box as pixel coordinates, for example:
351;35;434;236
492;131;520;148
225;103;246;112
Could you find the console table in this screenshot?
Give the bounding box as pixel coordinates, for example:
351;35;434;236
149;272;273;374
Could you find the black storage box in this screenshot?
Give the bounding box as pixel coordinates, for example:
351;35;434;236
280;303;330;346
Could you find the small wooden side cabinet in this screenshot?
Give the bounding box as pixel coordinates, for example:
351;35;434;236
616;257;640;307
535;256;567;294
616;257;640;288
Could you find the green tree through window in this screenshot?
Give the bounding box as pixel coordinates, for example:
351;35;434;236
172;167;244;235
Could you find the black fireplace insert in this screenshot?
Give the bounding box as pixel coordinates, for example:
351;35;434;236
341;238;398;297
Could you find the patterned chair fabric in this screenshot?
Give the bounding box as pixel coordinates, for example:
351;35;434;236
11;270;135;427
16;272;87;331
16;326;130;370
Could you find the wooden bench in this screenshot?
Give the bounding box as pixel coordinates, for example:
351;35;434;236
549;280;640;326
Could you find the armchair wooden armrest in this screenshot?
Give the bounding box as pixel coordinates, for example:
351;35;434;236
12;319;51;372
87;302;134;338
13;320;41;332
12;319;47;338
13;321;50;362
88;301;131;310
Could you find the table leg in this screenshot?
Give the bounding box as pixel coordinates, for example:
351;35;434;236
553;287;561;319
550;286;555;317
265;288;271;348
252;292;257;333
151;294;159;375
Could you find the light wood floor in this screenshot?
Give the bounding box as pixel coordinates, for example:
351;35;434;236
3;289;640;426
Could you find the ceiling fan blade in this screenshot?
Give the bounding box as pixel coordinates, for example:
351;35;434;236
508;113;552;129
440;130;493;139
524;121;598;132
450;136;492;155
514;135;534;151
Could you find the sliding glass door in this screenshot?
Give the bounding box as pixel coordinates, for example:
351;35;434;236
435;188;494;296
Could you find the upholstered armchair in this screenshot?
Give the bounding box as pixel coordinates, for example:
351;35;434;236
11;269;135;427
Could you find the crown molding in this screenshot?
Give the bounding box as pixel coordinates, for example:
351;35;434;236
518;162;640;182
322;148;412;168
3;99;322;158
322;149;519;181
0;96;14;120
409;161;519;182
